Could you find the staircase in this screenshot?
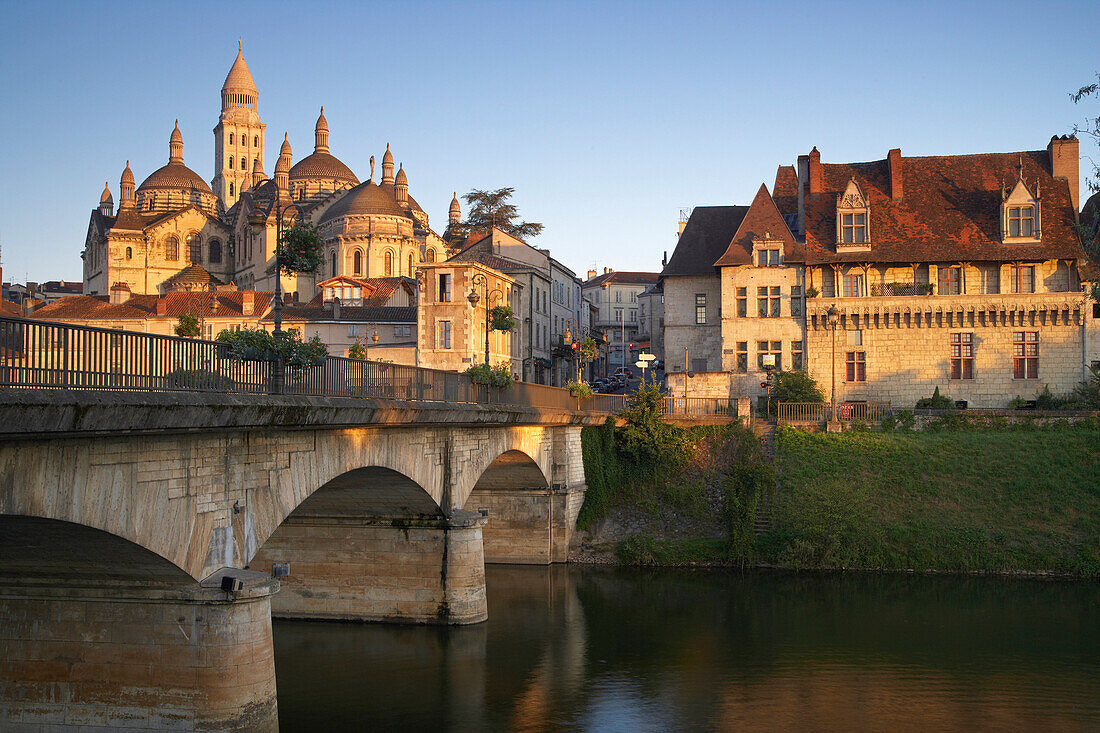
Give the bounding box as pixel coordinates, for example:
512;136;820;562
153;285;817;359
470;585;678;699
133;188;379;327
753;420;777;535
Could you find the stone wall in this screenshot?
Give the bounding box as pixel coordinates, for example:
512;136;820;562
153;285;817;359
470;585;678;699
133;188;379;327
806;294;1089;408
663;274;722;372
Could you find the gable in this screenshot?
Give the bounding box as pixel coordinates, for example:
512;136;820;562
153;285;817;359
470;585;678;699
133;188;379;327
713;185;803;267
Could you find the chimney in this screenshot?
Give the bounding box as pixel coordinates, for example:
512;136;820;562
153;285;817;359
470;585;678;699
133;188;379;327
604;267;613;275
888;148;903;200
108;282;131;305
797;154;809;231
155;298;167;316
241;290;254;316
808;147;823;194
662;250;668;267
332;297;341;321
587;269;597;280
1048;135;1080;215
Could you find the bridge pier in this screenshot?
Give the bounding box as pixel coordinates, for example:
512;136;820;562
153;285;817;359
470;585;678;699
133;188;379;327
469;485;584;564
252;510;488;625
0;569;278;732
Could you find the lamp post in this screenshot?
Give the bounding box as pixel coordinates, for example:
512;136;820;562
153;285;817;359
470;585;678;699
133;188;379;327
248;182;298;394
467;272;502;365
364;323;380;359
827;304;839;423
563;317;578;383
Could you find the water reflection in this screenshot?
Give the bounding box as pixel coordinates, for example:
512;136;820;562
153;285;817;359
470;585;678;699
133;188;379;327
274;567;1100;731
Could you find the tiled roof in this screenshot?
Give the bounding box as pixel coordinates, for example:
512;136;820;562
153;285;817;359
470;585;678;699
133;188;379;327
264;305;416;323
315;276;415;307
714;185;803;266
163;264;225;290
446;248;531;274
583;271;659;287
0;300;23;317
798;149;1084;265
773;165;799;215
660;206;749;278
30;291;273;320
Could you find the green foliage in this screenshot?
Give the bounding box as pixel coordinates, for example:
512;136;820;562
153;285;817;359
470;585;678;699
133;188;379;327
617;374;685;466
804;285;819;298
277;223;324;274
577;418;623;529
567;381;593;399
174;313;201;338
464;361;514;388
880;409;915;432
164;368;233;390
764;426;1100;576
1071;364;1100;409
577;336;599;363
773;370;825;405
453;187;545;241
615;534;727;566
915;385;953;409
347;339;366;360
1009;395;1029;410
489;305;516;332
722;459;774;566
917;283;935;295
215;327;328;366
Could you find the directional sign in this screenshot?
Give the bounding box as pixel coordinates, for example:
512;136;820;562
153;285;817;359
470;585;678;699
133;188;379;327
635;360;647;370
639;353;656;362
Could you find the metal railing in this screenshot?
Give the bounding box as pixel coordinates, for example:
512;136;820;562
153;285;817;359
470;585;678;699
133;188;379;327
662;397;738;418
778;401;892;423
870;282;918;297
0;315;619;413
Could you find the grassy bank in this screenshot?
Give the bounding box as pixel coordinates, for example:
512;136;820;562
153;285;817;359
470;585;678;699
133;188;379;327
584;419;1100;577
759;424;1100;576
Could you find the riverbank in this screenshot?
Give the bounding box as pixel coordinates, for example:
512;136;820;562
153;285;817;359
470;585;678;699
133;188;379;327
573;421;1100;578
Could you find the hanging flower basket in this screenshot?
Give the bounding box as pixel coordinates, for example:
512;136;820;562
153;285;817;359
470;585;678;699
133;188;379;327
277;223;324;274
489;305;516;332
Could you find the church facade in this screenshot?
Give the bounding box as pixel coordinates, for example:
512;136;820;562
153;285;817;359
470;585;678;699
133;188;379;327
82;43;461;302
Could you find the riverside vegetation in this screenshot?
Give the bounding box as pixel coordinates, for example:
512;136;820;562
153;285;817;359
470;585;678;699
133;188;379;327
577;380;1100;578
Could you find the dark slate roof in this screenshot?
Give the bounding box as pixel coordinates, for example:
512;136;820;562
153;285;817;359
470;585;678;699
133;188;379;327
715;185;804;266
798;149;1085;265
264;305;416;323
660;206;749;277
584;271;659;287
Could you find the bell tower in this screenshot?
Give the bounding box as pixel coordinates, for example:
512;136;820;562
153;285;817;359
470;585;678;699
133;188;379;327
212;40;266;210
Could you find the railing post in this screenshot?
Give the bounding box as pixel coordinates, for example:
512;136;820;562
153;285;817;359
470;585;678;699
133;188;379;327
270;355;284;395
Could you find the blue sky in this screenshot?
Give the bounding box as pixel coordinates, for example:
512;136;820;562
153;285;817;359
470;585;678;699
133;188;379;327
0;0;1096;284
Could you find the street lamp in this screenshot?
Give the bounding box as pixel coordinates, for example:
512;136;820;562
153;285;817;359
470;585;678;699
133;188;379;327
827;304;839;423
364;323;380;359
467;272;503;365
248;183;298;395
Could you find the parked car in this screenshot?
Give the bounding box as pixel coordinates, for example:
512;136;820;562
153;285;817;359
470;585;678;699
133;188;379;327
613;367;633;379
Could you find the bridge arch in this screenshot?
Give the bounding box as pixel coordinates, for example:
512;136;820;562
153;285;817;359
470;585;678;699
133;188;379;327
452;427;553;511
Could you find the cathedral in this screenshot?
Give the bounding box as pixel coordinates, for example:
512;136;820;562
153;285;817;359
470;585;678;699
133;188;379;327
82;42;462;301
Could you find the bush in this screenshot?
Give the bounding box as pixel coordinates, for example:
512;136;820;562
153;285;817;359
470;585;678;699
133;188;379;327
915;385;953;409
567;381;593;399
464;361;514;388
277;223;324;274
175;313;201;338
722;460;775;566
164;368;233;390
1071;364;1100;408
617;374;686;466
1009;395;1029;410
347;339;366;360
577;417;622;529
772;370;825;406
215;327;328;366
616;534;661;565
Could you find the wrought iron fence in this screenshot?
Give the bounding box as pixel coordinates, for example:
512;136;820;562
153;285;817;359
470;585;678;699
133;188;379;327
0;315;620;414
778;401;892;423
662;397;738;417
870;282;918;297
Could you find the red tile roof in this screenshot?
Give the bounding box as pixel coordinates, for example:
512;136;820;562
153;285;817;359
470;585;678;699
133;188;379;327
314;276;415;307
797;149;1083;265
30;291;273;320
714;184;803;266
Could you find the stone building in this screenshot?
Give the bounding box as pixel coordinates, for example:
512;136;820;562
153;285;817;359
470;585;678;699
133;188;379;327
663;136;1096;408
416;260;520;375
82;44;454;308
636;283;664;363
581;269;659;374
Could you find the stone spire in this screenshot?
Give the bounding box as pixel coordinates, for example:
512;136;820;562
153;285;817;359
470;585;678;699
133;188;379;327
275;133;292;191
394;163;408;206
252;156;265;188
314;107;329;153
169;120;184;162
381;143;394;184
120;161;135;210
221;39;258;111
99;182;114;216
449;192;461;226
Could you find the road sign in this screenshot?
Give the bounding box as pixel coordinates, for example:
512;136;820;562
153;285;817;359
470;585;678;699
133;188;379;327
639;353;656;362
761;354;776;367
635;360;647;370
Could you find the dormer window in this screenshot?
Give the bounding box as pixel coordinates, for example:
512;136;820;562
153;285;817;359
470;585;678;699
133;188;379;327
752;233;784;267
1001;170;1041;242
835;179;871;251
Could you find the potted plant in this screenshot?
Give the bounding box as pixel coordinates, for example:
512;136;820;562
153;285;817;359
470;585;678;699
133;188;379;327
804;285;819;299
464;362;514;388
489;305;516;332
567;381;594;399
917;283;935;296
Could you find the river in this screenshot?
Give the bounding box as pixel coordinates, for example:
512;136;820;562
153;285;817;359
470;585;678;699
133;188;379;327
273;565;1100;731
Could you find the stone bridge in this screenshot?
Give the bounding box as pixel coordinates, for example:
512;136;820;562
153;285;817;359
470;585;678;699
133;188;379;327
0;389;607;731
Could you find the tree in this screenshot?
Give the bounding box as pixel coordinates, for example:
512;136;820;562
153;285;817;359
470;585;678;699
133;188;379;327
772;370;825;405
175;313;201;338
454;187;544;241
1072;75;1100;262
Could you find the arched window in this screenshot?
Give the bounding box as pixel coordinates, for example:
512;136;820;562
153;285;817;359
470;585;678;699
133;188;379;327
229;133;234;145
353;250;362;276
229;157;234;169
208;240;222;263
125;246;132;260
240;157;246;170
253;136;258;147
165;236;179;261
229;183;234;197
408;253;415;276
254;158;258;171
186;233;201;263
426;249;436;263
384;250;393;277
331;250;337;277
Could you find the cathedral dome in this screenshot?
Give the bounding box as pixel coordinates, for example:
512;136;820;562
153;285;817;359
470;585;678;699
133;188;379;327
138;161;214;195
288;152;358;187
319;181;408;223
222;41;258;94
